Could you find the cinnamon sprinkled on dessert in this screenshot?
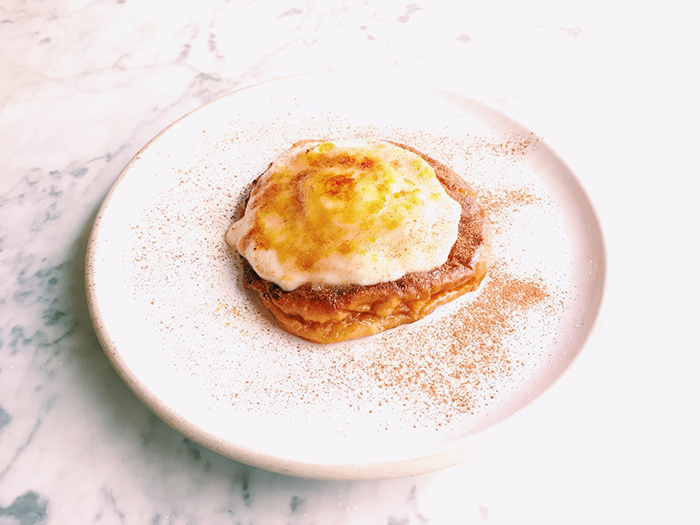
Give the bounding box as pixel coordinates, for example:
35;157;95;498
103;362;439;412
476;186;541;216
128;121;566;432
464;136;536;160
342;265;550;420
325;177;554;421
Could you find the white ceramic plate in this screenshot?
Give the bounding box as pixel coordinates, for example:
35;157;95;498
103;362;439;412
86;74;605;479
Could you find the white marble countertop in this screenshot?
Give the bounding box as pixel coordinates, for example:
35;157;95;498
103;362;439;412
1;1;698;523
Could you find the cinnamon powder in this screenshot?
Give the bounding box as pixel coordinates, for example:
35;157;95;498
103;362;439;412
476;186;541;217
464;135;536;161
332;183;553;421
342;266;550;420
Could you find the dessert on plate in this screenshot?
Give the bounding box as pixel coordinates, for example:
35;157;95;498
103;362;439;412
226;140;490;344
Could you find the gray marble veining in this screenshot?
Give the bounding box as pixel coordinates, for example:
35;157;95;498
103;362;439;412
0;491;48;525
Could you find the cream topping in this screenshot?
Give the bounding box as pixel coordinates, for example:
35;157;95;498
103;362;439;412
226;140;461;291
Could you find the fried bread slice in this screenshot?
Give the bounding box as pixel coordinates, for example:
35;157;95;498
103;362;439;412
239;142;491;344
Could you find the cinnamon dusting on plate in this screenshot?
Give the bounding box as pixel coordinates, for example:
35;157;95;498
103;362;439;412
342;265;550;422
330;182;553;422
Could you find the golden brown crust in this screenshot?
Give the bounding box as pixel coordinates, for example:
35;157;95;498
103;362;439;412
240;141;491;344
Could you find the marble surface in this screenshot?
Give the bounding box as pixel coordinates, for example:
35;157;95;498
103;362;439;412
1;0;699;523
